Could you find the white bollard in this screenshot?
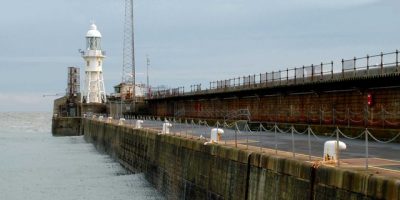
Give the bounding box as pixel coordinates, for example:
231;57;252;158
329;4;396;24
106;117;113;123
323;140;347;162
118;118;126;125
162;122;172;134
98;116;104;121
135;120;144;129
210;128;224;143
205;128;224;145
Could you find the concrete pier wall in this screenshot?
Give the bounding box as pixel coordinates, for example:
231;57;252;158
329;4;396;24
83;119;400;200
52;117;81;136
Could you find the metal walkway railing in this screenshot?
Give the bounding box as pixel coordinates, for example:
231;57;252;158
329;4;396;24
148;50;400;99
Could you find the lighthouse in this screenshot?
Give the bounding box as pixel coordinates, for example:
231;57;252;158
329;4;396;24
82;23;107;103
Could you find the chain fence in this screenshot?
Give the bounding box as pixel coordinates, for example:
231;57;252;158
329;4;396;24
85;113;400;171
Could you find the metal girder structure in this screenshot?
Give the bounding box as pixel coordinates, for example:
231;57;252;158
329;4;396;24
122;0;135;88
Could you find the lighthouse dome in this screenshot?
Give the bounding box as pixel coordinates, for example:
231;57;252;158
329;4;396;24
86;23;102;38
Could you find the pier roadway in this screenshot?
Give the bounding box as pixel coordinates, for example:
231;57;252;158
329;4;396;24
122;119;400;176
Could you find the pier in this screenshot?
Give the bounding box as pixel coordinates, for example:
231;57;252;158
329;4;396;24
81;117;400;199
52;49;400;199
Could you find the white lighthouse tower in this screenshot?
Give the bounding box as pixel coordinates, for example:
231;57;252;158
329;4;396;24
82;23;106;103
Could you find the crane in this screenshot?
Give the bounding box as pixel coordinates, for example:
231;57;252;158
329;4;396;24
42;93;64;97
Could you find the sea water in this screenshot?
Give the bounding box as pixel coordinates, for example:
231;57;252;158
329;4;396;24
0;112;164;200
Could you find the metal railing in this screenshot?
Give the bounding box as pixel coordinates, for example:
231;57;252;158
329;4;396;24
148;50;399;99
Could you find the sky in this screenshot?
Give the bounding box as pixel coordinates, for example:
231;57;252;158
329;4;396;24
0;0;399;111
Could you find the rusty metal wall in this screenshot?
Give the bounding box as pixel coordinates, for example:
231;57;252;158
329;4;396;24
147;77;400;128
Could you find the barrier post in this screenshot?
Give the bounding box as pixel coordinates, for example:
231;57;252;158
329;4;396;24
259;124;263;152
246;124;249;150
291;125;295;158
185;120;188;138
235;122;238;148
274;123;278;155
396;50;399;71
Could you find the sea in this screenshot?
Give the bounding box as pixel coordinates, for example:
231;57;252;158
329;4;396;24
0;112;164;200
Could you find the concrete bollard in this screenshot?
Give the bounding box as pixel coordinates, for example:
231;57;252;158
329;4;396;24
211;128;224;143
135;120;144;129
162;122;172;134
323;140;347;162
98;116;104;121
106;117;113;123
205;128;224;145
118;118;125;125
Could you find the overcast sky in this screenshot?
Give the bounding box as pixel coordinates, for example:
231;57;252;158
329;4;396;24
0;0;399;111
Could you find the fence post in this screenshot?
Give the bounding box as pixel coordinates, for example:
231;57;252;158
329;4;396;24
365;128;369;170
336;127;340;167
246;124;249;150
367;54;370;76
279;70;282;85
341;59;344;78
235;123;238;148
396;50;399;72
191;119;195;139
331;61;334;80
353;57;357;76
274;123;278;155
311;64;314;81
308;126;311;161
259;124;263;152
320;62;323;80
287;68;289;84
380;52;384;75
185;119;188;138
291;125;295;158
302;66;305;83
